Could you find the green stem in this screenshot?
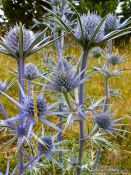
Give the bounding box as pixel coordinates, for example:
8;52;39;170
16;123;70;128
63;92;73;111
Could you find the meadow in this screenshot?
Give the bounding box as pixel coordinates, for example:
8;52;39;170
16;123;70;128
0;41;131;174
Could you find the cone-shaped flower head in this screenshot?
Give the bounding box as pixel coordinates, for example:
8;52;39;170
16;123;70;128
25;95;47;119
0;23;51;59
95;110;114;132
0;80;6;92
105;13;130;34
91;47;103;58
24;63;40;80
16;125;27;137
94;108;129;134
105;14;121;34
73;12;105;44
46;59;87;93
36;131;65;167
5;24;33;52
107;52;126;65
38;137;54;155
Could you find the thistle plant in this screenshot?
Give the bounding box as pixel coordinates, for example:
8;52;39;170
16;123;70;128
0;1;131;175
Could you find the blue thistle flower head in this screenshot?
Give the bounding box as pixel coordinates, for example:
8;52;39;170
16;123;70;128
38;137;54;156
24;95;47;119
95;110;114;132
5;24;33;52
94;107;129;135
0;80;6;92
105;14;121;34
46;59;87;93
24;63;40;80
16;125;27;137
91;47;103;58
73;12;105;43
107;52;126;65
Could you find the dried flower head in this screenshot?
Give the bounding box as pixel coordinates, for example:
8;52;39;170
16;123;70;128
24;63;40;80
5;25;33;52
73;12;105;43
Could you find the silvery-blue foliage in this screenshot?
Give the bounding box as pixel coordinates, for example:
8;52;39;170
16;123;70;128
73;12;105;43
24;63;40;80
5;25;33;52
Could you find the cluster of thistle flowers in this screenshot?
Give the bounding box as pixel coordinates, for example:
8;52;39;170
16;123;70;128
0;3;131;174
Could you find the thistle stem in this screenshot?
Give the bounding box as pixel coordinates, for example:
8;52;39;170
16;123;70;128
58;104;63;163
17;58;25;103
90;147;101;175
63;92;73;111
104;40;112;112
17;57;25;175
27;81;31;97
77;50;89;175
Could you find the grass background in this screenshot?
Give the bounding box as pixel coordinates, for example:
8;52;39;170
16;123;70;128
0;42;131;174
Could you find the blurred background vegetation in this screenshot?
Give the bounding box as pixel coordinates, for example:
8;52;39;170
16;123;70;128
0;0;131;174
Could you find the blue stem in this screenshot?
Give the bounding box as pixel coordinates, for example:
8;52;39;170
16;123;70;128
27;81;31;97
17;58;25;175
77;50;89;175
58;104;63;163
104;40;112;112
